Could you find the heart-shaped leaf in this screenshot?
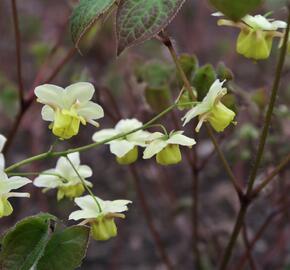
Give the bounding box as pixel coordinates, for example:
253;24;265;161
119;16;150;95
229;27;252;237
70;0;116;46
209;0;263;21
116;0;186;55
36;226;90;270
0;214;55;270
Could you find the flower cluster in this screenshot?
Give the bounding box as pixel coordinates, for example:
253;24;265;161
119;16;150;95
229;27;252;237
213;13;287;60
92;119;196;166
1;74;236;240
92;119;150;165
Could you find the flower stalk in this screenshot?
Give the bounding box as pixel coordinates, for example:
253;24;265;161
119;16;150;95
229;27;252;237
218;7;290;270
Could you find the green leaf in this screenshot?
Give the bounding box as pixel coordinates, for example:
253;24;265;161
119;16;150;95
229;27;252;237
177;54;199;87
135;60;174;88
0;214;55;270
36;226;90;270
209;0;263;21
192;64;217;101
216;62;234;81
70;0;116;46
116;0;186;55
145;86;171;113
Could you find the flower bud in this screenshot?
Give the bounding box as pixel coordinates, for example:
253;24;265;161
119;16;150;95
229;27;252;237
57;183;85;201
156;144;182;165
208;102;236;132
91;217;117;241
237;29;273;60
0;197;13;218
116;146;138;165
52;108;81;139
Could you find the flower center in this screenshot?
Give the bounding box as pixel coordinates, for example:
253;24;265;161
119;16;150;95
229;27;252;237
52;107;85;139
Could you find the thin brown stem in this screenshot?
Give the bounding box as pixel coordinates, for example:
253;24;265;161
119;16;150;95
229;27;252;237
129;165;174;270
218;204;248;270
206;124;243;197
191;156;202;269
3;108;28;155
252;153;290;198
246;10;290;195
219;8;290;270
11;0;24;107
4;47;77;155
236;204;289;270
241;223;257;270
158;31;195;100
44;48;76;85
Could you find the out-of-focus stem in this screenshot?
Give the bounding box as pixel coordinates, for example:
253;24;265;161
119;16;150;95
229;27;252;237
236;204;289;270
11;0;24;107
3;48;76;155
159;33;202;267
241;223;257;270
252;153;290;198
206;124;243;197
219;8;290;270
246;10;290;195
129;165;174;270
158;31;195;101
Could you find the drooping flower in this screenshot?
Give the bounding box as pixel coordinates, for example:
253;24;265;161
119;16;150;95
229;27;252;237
0;135;7;170
92;119;150;165
69;195;132;241
214;13;287;60
35;82;104;139
182;80;236;132
143;131;196;165
0;134;31;218
0;170;31;218
34;152;93;200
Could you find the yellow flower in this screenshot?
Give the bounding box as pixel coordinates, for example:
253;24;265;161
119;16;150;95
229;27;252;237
69;195;132;241
35;82;104;139
214;13;286;60
92;119;150;165
34;153;93;200
0;171;31;218
143;131;196;165
182;80;236;132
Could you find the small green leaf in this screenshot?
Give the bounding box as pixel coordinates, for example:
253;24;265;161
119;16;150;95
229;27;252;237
192;64;217;101
135;60;174;88
70;0;116;46
145;86;172;113
0;214;54;270
116;0;186;55
36;226;90;270
177;54;199;87
216;62;234;81
209;0;263;21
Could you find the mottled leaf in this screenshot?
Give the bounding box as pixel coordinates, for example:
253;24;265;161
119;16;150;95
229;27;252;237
70;0;116;46
116;0;186;55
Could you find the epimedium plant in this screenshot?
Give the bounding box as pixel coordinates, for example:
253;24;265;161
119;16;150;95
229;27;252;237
1;0;290;270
